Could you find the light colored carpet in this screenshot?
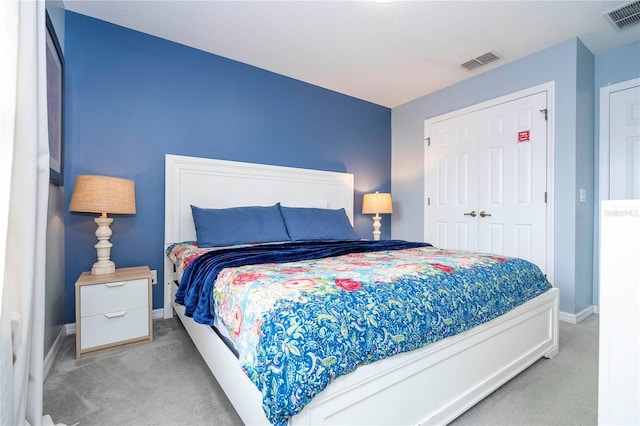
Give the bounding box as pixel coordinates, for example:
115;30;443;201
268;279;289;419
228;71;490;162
44;314;598;425
44;318;243;425
451;314;599;426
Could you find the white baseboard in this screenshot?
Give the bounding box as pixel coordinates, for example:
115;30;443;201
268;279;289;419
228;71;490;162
44;325;67;380
559;305;596;324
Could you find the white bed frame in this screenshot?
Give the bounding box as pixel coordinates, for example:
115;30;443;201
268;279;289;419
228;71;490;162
164;154;559;425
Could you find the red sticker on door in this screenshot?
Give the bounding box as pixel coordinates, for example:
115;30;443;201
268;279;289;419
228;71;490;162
518;130;530;143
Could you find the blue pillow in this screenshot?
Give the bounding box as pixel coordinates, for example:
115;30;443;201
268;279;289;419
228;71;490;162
191;204;290;247
279;206;360;241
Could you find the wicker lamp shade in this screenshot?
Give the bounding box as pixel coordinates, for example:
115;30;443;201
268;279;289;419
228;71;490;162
70;175;136;215
362;192;393;214
362;191;392;241
69;175;136;275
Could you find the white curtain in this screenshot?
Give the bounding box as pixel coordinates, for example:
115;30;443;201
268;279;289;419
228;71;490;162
1;0;51;424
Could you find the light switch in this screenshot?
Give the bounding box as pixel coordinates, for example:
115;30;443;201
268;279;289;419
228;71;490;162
579;188;587;203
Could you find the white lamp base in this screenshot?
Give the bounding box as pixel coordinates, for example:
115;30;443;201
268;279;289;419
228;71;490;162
92;216;116;275
371;214;382;241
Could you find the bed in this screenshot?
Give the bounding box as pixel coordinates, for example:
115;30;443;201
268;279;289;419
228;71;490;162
163;154;559;425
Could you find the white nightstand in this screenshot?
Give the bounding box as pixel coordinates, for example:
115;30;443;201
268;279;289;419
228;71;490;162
75;266;153;358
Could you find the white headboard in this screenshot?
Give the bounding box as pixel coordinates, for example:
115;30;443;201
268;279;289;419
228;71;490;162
163;154;354;317
164;154;354;244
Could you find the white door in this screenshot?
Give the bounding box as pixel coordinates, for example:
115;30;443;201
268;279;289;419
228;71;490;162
476;92;548;269
425;91;548;273
425;113;479;251
610;84;640;200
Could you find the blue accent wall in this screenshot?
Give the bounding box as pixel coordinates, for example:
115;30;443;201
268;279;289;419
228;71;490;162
63;11;391;322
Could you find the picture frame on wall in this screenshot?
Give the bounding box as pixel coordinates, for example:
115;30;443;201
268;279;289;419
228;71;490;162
46;12;64;186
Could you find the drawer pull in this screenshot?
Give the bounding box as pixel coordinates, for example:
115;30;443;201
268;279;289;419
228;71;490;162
105;281;127;287
104;310;128;318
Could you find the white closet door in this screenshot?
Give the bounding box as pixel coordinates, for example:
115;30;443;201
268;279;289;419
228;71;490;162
610;85;640;200
425;90;548;274
476;92;548;270
425;114;479;251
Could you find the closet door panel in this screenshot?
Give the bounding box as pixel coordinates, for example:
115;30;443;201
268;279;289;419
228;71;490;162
425;115;478;251
610;85;640;199
477;92;547;271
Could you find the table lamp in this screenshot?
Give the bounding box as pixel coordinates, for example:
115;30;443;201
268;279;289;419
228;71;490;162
362;191;393;240
69;175;136;275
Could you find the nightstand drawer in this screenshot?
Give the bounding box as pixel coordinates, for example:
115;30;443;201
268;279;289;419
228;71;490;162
80;306;149;350
80;278;148;317
75;266;152;358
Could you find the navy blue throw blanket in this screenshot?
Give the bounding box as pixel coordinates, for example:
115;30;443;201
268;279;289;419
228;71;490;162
175;240;431;325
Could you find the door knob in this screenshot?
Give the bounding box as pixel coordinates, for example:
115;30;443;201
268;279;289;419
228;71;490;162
480;211;492;218
464;210;477;217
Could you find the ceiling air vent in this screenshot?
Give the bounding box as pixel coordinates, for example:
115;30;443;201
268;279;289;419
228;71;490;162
461;51;501;71
604;0;640;32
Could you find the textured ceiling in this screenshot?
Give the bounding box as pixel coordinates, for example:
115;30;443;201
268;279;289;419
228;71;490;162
64;0;640;107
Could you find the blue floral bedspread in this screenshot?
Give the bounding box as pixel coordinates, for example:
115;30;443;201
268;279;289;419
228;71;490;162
173;241;551;425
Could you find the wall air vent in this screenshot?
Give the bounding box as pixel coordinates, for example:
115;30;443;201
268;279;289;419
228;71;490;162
604;0;640;32
461;51;501;71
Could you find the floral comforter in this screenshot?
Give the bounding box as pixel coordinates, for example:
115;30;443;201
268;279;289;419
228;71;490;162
169;240;551;425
